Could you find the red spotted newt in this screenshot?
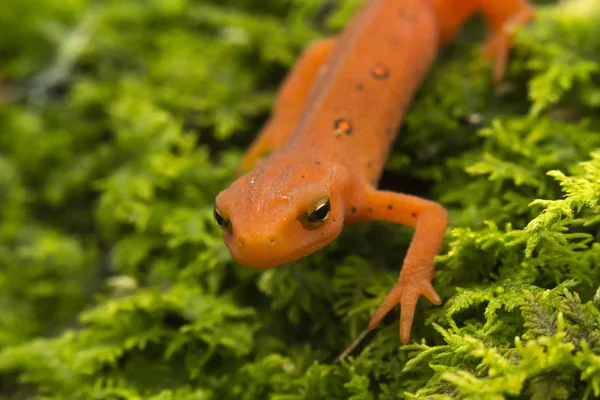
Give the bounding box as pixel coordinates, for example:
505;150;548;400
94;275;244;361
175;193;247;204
214;0;535;343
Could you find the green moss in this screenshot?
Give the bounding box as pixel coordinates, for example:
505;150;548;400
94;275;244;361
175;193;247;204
1;0;600;398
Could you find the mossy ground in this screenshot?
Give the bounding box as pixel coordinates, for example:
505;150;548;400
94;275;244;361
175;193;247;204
1;0;600;398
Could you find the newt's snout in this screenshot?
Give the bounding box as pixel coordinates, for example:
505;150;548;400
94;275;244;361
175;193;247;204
225;232;284;269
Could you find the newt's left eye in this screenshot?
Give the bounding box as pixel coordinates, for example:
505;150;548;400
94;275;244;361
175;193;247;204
214;206;232;234
299;197;330;230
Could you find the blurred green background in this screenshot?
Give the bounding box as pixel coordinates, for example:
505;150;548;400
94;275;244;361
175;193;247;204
1;0;600;398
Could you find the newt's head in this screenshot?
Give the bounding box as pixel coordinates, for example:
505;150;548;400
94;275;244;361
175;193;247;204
214;156;347;268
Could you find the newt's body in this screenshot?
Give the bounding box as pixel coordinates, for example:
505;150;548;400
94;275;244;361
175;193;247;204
215;0;534;343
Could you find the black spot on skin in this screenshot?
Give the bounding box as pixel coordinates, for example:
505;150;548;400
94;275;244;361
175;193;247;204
370;63;389;80
356;83;364;91
412;212;417;217
332;217;336;222
351;206;357;214
334;118;353;135
368;207;373;213
388;205;393;210
301;175;305;179
367;160;374;168
315;161;321;165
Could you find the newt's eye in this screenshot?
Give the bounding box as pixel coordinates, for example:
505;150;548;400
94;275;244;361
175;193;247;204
299;197;330;230
214;207;232;234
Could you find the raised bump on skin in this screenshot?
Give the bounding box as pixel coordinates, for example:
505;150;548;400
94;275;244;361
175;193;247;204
370;63;389;80
334;118;353;135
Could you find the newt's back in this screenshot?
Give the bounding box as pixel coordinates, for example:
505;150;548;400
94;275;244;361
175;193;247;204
283;0;440;185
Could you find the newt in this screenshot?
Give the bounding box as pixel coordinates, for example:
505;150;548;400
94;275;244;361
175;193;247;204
214;0;535;343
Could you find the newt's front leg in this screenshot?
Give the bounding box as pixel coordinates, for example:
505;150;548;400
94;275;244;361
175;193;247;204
364;190;448;343
239;37;336;173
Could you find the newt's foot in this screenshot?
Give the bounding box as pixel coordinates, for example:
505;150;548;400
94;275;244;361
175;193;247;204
482;7;535;84
368;278;441;344
482;31;510;84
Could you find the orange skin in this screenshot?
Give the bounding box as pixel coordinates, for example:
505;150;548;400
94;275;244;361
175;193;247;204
215;0;535;343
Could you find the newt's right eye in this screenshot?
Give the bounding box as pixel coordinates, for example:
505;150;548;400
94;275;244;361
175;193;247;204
298;197;331;230
214;207;232;234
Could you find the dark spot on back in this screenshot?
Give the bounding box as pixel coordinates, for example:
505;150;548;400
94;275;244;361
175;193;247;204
356;83;364;91
412;212;417;217
368;207;373;213
315;161;321;165
351;206;357;214
367;160;374;168
388;205;393;210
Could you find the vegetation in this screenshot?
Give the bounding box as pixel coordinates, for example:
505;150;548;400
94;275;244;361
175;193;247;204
0;0;599;398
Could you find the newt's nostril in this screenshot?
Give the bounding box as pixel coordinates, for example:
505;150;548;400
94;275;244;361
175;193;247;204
237;237;245;248
267;235;277;246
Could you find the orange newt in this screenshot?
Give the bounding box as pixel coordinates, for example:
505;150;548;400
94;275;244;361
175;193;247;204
214;0;535;343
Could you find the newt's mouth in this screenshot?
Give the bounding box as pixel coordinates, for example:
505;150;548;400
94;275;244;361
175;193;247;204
231;253;281;269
